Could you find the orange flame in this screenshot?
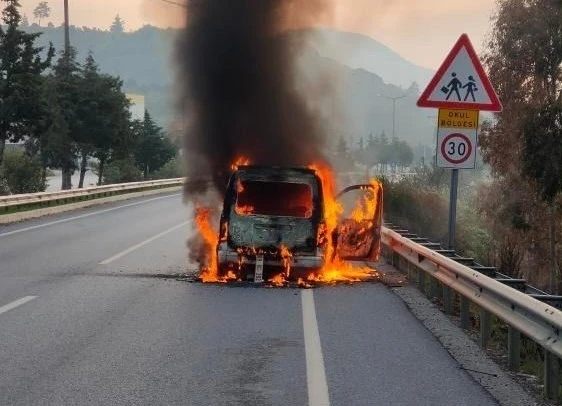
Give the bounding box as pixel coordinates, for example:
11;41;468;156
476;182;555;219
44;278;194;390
266;244;293;286
309;163;343;264
196;207;237;283
308;163;380;283
350;180;382;223
195;207;219;282
268;273;287;287
231;156;250;171
280;244;292;277
236;179;245;194
235;205;255;215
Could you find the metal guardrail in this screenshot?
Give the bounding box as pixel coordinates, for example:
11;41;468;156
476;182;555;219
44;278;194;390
0;178;185;210
381;225;562;400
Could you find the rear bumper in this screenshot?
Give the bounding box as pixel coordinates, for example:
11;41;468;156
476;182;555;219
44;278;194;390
217;243;324;269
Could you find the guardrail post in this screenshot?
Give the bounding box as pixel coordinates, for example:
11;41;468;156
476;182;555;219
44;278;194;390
479;309;491;348
430;277;441;298
392;251;399;268
544;350;560;400
460;296;470;329
406;260;412;281
507;326;520;372
409;262;419;282
417;269;426;295
443;286;453;314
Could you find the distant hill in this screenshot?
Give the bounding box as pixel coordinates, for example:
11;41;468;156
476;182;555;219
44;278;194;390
22;23;437;160
296;28;434;89
24;23;178;126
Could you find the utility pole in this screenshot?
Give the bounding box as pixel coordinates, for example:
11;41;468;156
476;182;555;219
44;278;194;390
381;94;408;139
61;0;71;190
64;0;70;52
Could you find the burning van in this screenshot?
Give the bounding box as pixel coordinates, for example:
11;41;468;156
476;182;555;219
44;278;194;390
215;165;383;282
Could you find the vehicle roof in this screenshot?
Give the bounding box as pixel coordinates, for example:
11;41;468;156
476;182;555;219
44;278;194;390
232;165;320;185
236;165;317;175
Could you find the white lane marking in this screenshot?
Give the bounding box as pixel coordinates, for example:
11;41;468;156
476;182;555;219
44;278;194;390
99;220;191;265
0;194;181;239
0;296;37;316
302;289;331;406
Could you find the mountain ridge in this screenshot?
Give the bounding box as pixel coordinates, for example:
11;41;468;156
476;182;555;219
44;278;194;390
20;23;436;156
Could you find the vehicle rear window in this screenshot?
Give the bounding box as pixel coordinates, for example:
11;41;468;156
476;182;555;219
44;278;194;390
235;180;313;218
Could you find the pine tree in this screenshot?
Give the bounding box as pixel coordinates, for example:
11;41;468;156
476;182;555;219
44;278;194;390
33;1;50;26
110;14;125;34
134;111;176;179
78;52;132;185
0;0;54;165
49;47;82;190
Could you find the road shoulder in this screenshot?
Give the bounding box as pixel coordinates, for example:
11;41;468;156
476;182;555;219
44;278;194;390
390;281;543;406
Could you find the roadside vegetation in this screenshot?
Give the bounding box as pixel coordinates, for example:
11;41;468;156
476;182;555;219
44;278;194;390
0;0;181;195
358;0;561;394
345;0;562;295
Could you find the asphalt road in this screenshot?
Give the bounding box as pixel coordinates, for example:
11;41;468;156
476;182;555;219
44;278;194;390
0;192;498;405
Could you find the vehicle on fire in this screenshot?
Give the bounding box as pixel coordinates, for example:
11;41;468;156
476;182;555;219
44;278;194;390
216;165;383;281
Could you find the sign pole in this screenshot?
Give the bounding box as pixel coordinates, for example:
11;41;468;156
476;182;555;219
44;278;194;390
416;33;502;251
448;169;459;250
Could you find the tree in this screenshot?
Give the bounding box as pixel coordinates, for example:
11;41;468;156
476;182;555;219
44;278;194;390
481;0;562;292
406;81;420;96
33;1;49;26
0;149;46;193
377;131;390;172
75;53;99;188
48;47;82;190
396;140;414;169
102;158;142;184
77;53;132;186
336;135;348;158
357;137;364;152
110;14;125;34
0;0;54;166
133;111;176;179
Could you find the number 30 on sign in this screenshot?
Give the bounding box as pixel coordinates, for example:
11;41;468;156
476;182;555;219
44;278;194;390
436;128;477;169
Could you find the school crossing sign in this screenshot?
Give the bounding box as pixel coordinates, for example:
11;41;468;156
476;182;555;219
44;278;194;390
417;34;502;111
418;33;502;169
417;34;502;250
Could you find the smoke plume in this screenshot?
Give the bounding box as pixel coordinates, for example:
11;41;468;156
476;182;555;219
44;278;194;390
175;0;331;197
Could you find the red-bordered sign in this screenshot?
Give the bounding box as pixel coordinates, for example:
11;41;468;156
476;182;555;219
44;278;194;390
440;133;473;164
418;34;502;112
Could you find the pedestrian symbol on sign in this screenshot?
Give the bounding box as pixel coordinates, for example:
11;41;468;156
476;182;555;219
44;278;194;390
442;72;462;101
441;73;479;102
462;76;478;102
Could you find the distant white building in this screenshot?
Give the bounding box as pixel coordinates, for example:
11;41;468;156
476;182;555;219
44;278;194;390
126;93;145;121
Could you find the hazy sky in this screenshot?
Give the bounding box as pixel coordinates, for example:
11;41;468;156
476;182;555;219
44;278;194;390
19;0;498;69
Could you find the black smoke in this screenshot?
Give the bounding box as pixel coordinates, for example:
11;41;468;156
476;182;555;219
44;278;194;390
176;0;329;197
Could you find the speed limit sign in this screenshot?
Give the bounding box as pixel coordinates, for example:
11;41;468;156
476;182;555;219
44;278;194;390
437;129;477;169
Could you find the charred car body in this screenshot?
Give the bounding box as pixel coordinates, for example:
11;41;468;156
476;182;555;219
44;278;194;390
217;165;382;281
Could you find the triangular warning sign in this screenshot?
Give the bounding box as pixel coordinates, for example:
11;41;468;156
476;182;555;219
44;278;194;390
417;34;502;111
